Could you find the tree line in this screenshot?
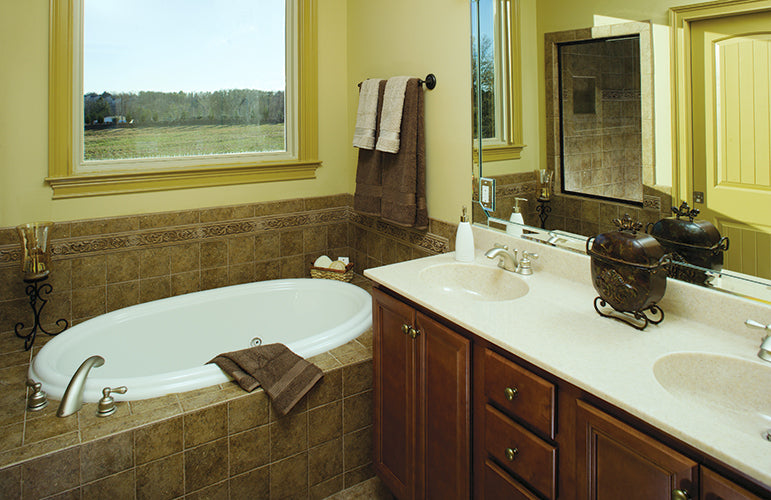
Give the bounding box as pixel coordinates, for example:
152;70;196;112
84;89;285;127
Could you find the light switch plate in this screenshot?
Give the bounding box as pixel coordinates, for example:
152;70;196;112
480;177;496;211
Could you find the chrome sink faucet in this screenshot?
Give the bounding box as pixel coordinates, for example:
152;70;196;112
746;319;771;363
485;244;538;275
57;355;105;417
485;244;519;272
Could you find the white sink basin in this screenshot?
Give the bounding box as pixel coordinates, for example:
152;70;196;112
418;263;529;302
653;352;771;436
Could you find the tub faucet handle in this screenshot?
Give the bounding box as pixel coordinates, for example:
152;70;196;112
26;379;48;412
97;386;127;417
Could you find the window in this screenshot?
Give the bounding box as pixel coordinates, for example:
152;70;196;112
471;0;524;162
48;0;319;198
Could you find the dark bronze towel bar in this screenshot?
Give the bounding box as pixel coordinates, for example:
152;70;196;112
357;73;436;90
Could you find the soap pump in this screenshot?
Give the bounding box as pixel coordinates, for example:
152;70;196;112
455;206;475;262
507;197;527;236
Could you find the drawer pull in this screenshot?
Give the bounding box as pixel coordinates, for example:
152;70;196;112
409;327;420;339
671;490;691;500
504;386;518;400
401;324;410;335
504;447;518;461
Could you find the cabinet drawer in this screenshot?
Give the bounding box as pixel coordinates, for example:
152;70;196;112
484;459;540;500
485;404;557;500
484;349;556;438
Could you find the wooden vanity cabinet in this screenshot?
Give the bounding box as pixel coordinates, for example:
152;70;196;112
575;400;698;500
372;285;771;500
701;467;764;500
371;287;471;500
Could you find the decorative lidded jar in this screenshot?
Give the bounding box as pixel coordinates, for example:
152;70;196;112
586;215;670;330
646;202;729;283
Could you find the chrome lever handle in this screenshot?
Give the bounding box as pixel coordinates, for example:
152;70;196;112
746;319;770;330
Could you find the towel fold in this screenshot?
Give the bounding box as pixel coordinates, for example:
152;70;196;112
352;79;383;149
375;76;411;153
208;343;322;416
354;80;387;217
381;78;428;229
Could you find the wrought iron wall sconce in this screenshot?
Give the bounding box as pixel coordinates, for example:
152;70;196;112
15;222;67;350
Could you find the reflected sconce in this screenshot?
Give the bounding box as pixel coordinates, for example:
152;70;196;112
535;170;554;229
15;222;68;350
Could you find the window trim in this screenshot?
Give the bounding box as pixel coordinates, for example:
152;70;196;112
47;0;319;199
472;0;525;163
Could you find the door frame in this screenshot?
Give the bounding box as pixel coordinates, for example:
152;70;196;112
669;0;771;205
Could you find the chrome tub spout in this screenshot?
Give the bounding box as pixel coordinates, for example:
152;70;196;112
57;355;105;417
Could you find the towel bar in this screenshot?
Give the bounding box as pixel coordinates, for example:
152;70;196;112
357;73;436;90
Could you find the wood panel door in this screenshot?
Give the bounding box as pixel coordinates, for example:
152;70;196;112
576;400;698;500
417;311;471;500
690;11;771;279
701;467;763;500
372;288;419;499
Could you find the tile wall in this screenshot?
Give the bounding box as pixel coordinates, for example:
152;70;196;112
0;194;453;498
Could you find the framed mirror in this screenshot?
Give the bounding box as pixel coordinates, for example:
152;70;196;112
470;0;771;304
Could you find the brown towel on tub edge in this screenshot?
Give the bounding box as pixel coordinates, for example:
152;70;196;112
381;78;427;229
208;343;323;416
353;79;387;217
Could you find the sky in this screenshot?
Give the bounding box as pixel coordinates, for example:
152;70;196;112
84;0;286;94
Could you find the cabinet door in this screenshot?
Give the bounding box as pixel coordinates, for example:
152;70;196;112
576;400;698;500
701;467;763;500
372;288;418;499
417;311;471;500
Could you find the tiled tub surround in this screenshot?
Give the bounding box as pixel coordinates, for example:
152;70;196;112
473;171;673;237
0;334;376;499
0;194;452;498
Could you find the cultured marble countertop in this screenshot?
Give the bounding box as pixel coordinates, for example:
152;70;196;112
364;235;771;488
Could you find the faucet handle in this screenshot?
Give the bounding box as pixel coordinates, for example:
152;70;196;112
97;386;127;417
26;379;48;411
746;319;770;330
494;243;509;251
521;251;539;261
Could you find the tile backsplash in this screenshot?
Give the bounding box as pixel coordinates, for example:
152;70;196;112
0;194;452;347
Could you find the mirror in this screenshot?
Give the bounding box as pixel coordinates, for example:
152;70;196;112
470;0;771;303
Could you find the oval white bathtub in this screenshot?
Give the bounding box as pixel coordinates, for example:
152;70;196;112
30;279;372;402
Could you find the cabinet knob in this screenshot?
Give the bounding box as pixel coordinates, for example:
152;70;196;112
671;489;691;500
409;327;420;339
401;324;410;335
504;386;518;400
504;447;518;461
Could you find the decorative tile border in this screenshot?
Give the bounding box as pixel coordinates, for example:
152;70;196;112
0;207;349;265
348;211;448;255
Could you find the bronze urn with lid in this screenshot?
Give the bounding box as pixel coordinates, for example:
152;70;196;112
646;202;729;285
586;215;670;330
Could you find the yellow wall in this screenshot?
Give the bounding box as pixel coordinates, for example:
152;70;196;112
346;0;473;224
0;1;353;227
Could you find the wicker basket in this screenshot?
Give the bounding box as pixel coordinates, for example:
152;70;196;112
310;262;354;282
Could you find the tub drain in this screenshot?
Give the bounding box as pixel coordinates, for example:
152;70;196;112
250;337;263;347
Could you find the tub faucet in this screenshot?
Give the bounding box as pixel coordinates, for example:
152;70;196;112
485;244;519;272
57;355;105;417
746;319;771;363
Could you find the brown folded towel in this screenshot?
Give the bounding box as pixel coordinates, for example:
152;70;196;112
381;78;428;229
208;343;323;416
354;79;387;217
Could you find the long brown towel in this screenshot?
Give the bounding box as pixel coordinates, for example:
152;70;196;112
208;343;323;416
380;78;428;229
353;80;387;217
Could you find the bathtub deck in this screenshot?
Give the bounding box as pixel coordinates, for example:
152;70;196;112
0;274;376;499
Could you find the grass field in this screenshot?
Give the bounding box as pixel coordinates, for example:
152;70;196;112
84;123;285;160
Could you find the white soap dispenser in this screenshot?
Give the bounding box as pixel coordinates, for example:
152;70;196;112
455;206;475;262
507;197;527;236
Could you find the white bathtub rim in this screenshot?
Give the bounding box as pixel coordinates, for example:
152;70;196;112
29;279;372;402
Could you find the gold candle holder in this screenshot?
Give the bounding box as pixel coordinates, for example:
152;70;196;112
17;222;53;281
14;222;67;350
537;169;554;201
